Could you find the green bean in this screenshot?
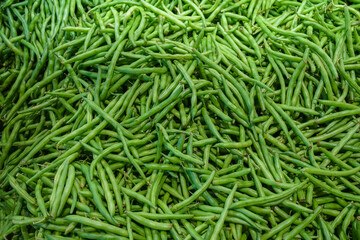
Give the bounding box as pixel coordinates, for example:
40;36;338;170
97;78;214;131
172;171;215;211
126;211;172;231
213;140;252;149
332;123;360;155
35;180;48;217
193;49;252;115
80;164;117;225
0;31;24;56
304;172;360;202
97;163;116;217
283;206;322;240
3;1;360;239
83;97;146;180
140;0;185;28
265;40;302;62
137;212;192;220
50;159;70;217
101;40;128;100
303;165;360;177
294;36;338;79
57;165;76;217
8;175;37;206
230;180;308;209
267;98;311;148
102;160;124;215
164;142;204;165
210;183;238;240
121;187;156;210
65;215;144;240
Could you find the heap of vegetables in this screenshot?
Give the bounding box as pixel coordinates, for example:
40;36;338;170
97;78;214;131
1;0;360;239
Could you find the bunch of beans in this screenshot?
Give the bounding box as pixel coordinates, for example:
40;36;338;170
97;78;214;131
1;0;360;239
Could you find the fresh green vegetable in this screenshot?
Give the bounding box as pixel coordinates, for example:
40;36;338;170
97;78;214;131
1;0;360;239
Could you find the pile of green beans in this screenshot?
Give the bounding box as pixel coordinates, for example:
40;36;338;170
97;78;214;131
2;0;360;239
